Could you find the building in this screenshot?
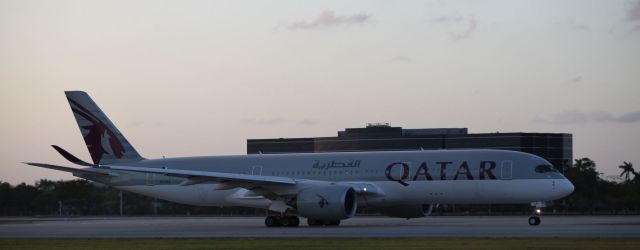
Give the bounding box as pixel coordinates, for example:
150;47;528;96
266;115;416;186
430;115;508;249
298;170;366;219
247;123;572;171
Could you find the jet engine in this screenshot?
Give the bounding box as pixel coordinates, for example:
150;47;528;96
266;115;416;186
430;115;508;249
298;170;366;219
379;204;434;219
296;185;357;220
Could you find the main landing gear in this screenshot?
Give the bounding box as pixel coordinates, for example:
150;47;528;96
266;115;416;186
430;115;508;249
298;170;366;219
263;216;341;227
265;215;300;227
307;218;340;226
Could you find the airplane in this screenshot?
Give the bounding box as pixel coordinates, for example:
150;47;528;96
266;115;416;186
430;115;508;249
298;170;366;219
26;91;574;227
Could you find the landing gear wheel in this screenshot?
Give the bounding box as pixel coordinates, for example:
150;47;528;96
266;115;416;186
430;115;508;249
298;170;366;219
265;216;279;227
281;216;300;227
528;216;541;226
306;218;340;226
290;216;300;227
281;217;291;227
325;220;340;226
266;216;299;227
307;218;322;226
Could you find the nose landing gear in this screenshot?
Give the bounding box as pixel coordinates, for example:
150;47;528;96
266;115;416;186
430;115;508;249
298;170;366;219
528;202;544;226
528;215;541;226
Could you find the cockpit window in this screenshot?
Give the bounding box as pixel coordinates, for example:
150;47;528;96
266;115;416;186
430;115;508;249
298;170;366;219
535;164;558;173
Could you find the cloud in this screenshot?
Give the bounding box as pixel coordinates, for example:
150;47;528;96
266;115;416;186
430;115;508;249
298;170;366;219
616;1;640;33
288;10;371;30
571;23;591;31
298;119;320;125
452;18;477;40
534;110;640;124
431;16;477;40
566;76;583;84
551;18;591;32
431;16;464;24
550;110;589;124
387;55;413;63
617;111;640;123
627;0;640;22
242;117;320;126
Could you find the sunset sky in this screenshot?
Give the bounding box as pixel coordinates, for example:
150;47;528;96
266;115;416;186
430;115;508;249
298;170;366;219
1;0;639;184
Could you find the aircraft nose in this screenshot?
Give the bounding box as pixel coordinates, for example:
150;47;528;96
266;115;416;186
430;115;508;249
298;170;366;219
558;178;575;197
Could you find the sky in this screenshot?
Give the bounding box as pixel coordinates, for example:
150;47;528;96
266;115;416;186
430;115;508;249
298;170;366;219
1;0;639;184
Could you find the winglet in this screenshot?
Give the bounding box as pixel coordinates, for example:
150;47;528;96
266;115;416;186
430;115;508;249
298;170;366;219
51;145;95;166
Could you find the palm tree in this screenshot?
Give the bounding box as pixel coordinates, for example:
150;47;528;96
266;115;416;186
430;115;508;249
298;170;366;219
573;158;597;172
618;161;635;182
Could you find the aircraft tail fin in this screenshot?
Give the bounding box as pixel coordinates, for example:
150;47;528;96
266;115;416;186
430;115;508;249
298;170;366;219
65;91;144;165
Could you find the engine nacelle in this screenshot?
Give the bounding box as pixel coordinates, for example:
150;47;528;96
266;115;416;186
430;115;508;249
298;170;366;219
379;204;434;219
297;185;357;220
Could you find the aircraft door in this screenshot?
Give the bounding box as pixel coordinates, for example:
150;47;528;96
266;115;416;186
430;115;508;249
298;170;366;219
501;161;513;180
146;173;156;186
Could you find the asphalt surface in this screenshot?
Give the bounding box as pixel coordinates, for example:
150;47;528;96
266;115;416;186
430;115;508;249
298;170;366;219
1;216;639;238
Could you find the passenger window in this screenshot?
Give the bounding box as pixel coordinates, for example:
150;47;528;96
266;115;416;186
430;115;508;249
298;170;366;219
535;165;557;173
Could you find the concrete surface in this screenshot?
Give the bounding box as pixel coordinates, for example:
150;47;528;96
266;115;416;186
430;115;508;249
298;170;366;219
1;216;639;238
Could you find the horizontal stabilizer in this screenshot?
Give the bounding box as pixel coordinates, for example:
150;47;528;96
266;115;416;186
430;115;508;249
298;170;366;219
24;162;116;177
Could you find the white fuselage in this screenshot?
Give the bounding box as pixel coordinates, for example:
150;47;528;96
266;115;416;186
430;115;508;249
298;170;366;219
105;149;574;209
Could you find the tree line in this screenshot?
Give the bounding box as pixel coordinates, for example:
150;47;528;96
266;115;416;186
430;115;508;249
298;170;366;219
0;158;638;216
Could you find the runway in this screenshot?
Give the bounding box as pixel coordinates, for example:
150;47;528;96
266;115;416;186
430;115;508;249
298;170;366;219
1;216;639;238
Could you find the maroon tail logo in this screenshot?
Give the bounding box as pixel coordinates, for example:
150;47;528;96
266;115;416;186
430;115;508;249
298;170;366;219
317;195;329;208
68;98;125;164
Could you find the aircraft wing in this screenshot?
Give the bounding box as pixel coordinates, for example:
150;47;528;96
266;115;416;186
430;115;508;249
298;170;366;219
107;165;385;195
25;163;384;196
106;165;297;186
